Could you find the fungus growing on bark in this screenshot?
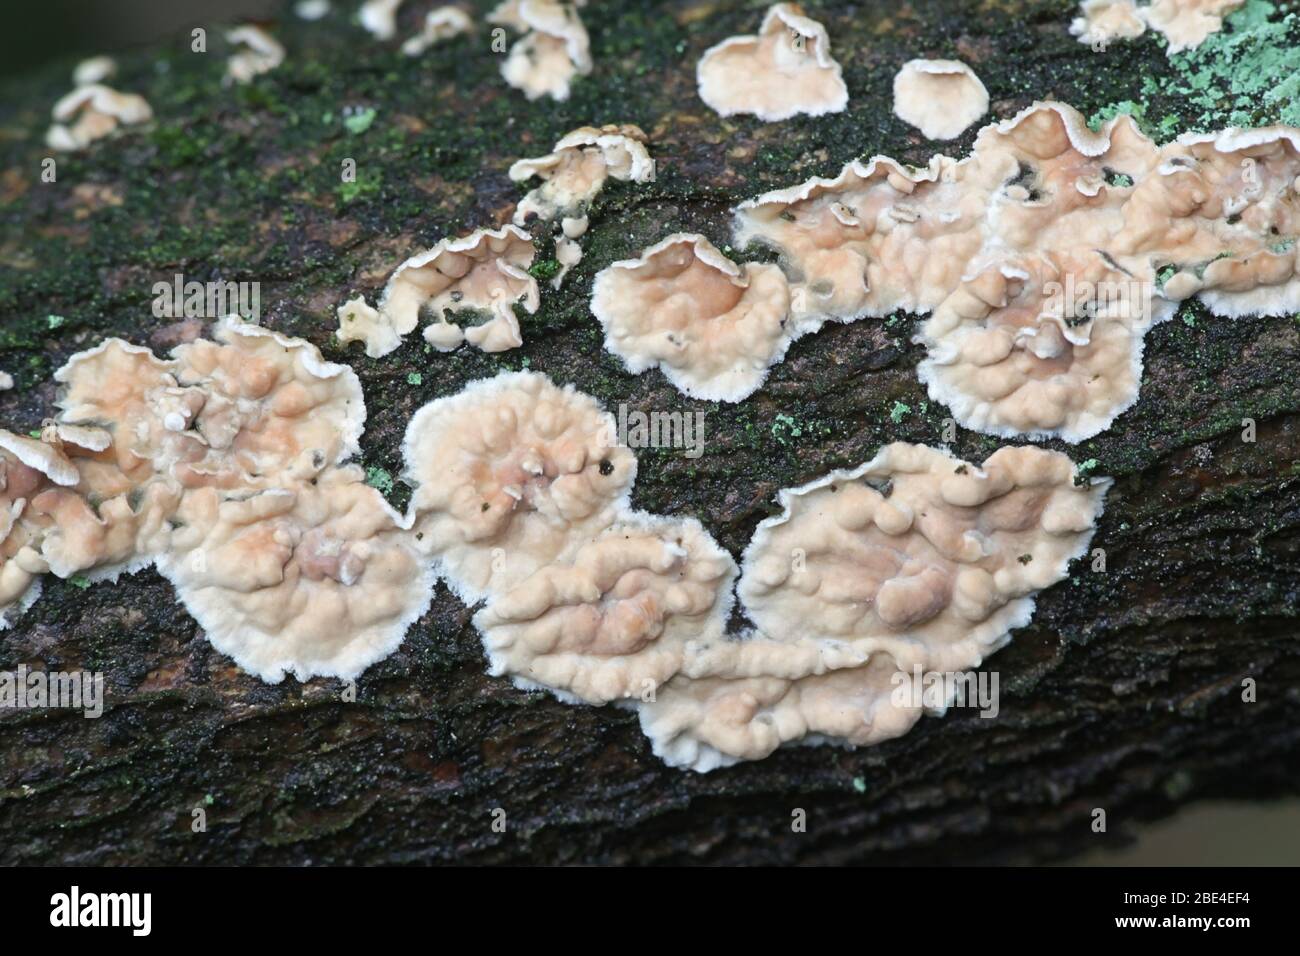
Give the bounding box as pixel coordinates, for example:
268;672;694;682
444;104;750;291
640;656;922;772
738;443;1108;670
488;0;592;101
1;318;435;681
509;125;655;225
72;55;116;86
388;226;539;353
1069;0;1244;54
401;6;473;56
360;0;404;39
727;101;1300;440
638;442;1107;770
401;371;636;602
156;467;432;683
46;84;153;151
474;514;737;703
335;296;407;359
696;3;848;121
510;124;655;288
892;59;989;141
225;25;286;84
590;234;794;402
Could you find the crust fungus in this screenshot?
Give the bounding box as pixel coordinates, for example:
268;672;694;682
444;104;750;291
73;56;117;86
1069;0;1244;54
1069;0;1148;48
726;100;1300;440
738;443;1107;672
474;514;737;703
337;226;539;358
335;296;406;359
157;467;432;682
359;0;405;39
46;84;153;151
401;6;473;56
403;383;1110;769
386;225;538;353
590;234;795;402
401;371;636;602
892;59;989;141
2;318;435;681
510;125;655;225
641;656;922;772
488;0;592;102
225;25;286;84
509;124;655;288
638;442;1106;771
696;3;848;121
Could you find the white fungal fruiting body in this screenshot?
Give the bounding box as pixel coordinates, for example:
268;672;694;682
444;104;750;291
46;84;153;151
401;7;473;56
488;0;592;101
157;468;432;683
392;226;538;353
1;317;434;682
336;296;407;358
1070;0;1244;54
359;0;404;39
641;442;1107;771
72;55;117;86
509;125;655;225
510;124;654;289
395;372;1107;772
590;234;795;402
892;59;989;141
341;225;538;358
727;101;1300;441
225;25;286;84
401;371;637;603
476;513;737;703
696;3;848;121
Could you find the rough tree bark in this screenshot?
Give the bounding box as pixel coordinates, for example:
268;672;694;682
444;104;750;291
1;0;1298;865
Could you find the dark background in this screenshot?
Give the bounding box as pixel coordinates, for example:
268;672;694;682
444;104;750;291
0;1;280;79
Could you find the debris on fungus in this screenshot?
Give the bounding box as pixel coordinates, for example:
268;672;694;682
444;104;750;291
590;234;794;402
225;25;286;84
487;0;592;102
401;6;473;56
696;3;848;121
892;59;989;141
46;84;153;151
729;101;1300;440
1070;0;1244;54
